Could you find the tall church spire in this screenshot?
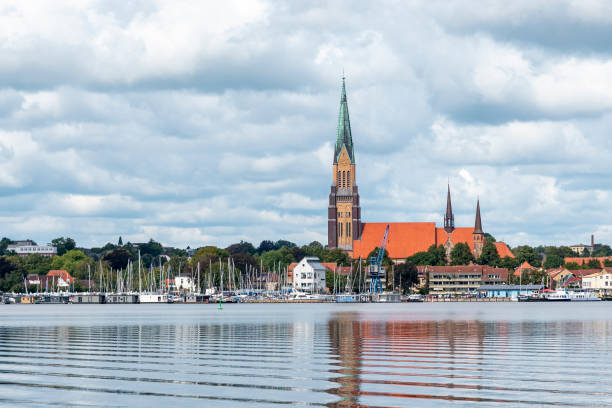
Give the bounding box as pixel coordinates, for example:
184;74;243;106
474;198;483;233
444;184;455;233
335;76;355;164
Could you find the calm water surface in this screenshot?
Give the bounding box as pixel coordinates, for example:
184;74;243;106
0;303;611;407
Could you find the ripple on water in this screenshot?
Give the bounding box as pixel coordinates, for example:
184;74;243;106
0;303;611;407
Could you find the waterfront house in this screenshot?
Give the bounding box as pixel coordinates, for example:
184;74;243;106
292;257;327;294
582;268;612;295
477;284;544;298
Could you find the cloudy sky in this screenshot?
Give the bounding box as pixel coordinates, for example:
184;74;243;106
1;0;612;249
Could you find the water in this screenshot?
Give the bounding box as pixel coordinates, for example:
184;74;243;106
1;303;612;407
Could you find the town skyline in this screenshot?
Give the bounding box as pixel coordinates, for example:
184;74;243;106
2;2;612;249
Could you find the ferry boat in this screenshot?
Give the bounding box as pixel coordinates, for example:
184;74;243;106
569;291;601;301
544;289;571;302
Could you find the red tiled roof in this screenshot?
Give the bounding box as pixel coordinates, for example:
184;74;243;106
352;222;437;259
494;242;514;258
566;269;601;278
436;227;475;252
47;270;74;283
564;256;612;265
513;261;535;276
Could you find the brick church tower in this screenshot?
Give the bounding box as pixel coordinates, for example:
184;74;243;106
473;199;485;258
328;77;361;251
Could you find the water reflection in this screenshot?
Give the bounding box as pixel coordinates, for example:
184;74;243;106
1;305;612;407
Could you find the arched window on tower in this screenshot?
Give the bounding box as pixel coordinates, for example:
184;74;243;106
347;171;351;188
337;171;340;186
342;171;346;188
347;222;351;237
339;223;343;238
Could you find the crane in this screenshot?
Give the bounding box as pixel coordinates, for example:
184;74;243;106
369;224;390;293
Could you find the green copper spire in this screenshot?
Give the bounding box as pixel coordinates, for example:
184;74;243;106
335;76;355;164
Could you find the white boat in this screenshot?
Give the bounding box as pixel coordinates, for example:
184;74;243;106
569;291;601;301
544;289;571;301
139;293;169;303
407;294;424;302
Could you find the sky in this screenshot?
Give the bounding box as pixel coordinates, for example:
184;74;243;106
1;0;612;250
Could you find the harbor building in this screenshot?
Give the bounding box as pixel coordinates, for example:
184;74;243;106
416;264;508;294
477;284;544;298
292;257;327;294
327;78;513;262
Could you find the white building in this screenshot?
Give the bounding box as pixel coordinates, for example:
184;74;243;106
292;257;327;294
582;269;612;294
174;275;197;293
7;241;57;258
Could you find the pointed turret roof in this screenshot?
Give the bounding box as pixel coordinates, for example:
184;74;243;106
444;184;454;233
334;76;355;164
474;199;483;234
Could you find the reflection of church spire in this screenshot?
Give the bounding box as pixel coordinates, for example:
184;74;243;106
444;184;455;233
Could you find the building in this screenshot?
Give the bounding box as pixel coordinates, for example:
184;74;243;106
292;257;327;294
417;264;509;294
326;78;513;262
514;261;535;277
174;275;197;292
582;269;612;294
477;284;543;298
569;235;595;255
7;241;57;258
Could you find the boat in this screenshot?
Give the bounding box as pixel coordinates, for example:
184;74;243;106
407;294;424;302
569;291;601;301
139;293;169;303
544;289;571;302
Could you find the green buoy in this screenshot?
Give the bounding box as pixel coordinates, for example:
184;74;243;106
218;295;223;310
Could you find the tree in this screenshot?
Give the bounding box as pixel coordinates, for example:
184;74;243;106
543;254;564;269
275;240;296;249
499;256;519;271
51;237;76;256
604;259;612;267
260;247;295;270
323;248;351;265
257;240;275;254
564;262;581;270
478;241;500;266
190;246;230;270
231;253;257;273
326;269;347;294
139;239;163;257
593;245;612;257
225;241;256;255
512;245;541;267
118;236;123;246
450;243;475;265
393;262;418;294
0;238;13;255
484;233;496;242
103;248;132;270
290;246;306;262
406;251;435;266
587;259;602;269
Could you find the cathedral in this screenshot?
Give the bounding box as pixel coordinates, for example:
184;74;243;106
327;78;513;262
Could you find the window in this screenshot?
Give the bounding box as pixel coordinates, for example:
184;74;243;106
347;222;351;237
347;171;351;188
342;171;346;188
339;223;343;237
337;171;341;186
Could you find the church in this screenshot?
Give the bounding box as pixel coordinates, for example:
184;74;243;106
327;78;513;262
